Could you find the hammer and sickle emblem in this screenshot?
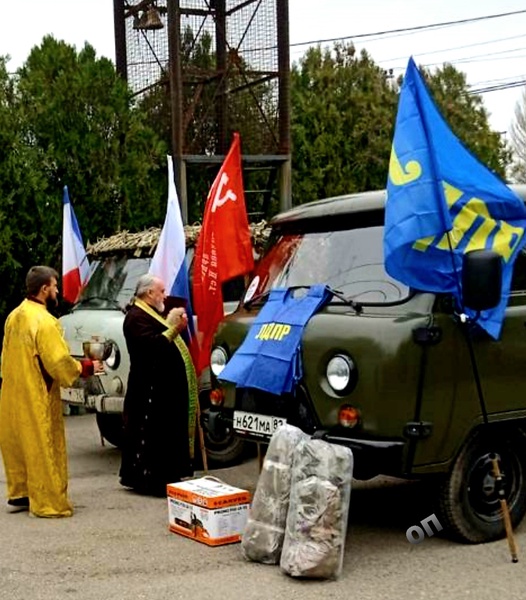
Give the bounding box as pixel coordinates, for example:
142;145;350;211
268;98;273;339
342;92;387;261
211;173;237;213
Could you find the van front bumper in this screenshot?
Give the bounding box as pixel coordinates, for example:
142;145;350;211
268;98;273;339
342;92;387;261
60;388;124;413
204;406;406;480
60;376;124;414
311;430;407;479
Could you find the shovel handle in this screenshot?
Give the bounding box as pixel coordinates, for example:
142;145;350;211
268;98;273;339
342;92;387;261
195;401;209;474
491;455;519;563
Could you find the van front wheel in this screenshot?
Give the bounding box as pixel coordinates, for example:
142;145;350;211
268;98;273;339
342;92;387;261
202;424;246;468
437;428;526;543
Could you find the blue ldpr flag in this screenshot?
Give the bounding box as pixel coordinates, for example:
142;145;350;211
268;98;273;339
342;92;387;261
385;57;526;339
219;285;332;395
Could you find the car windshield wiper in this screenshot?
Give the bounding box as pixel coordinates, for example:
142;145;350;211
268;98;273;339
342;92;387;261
327;287;363;314
243;290;271;308
243;285;362;313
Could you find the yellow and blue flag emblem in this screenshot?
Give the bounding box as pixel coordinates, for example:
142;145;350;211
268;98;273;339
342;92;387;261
384;57;526;339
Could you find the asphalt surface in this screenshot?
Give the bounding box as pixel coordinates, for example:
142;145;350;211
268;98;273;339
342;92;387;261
1;413;525;600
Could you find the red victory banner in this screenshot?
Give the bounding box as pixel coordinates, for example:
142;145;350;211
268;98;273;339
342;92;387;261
192;132;254;373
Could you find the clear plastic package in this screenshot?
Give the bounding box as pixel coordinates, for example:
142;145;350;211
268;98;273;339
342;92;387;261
280;439;353;579
241;424;308;564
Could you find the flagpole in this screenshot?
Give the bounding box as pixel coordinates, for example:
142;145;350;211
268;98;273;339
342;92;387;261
458;311;519;562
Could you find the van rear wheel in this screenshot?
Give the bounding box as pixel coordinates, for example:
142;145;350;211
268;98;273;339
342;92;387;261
96;412;124;448
437;428;526;543
95;409;245;467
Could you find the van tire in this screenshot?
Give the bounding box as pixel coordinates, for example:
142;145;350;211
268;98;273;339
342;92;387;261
201;427;246;468
95;409;245;468
96;412;124;448
437;427;526;543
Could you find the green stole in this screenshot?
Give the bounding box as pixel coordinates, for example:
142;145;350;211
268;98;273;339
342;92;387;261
134;298;198;460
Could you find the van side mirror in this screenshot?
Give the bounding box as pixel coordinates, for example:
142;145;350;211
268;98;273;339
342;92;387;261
462;250;502;312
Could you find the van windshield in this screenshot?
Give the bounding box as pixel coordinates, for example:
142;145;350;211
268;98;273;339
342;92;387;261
75;253;246;312
76;256;150;310
245;226;409;304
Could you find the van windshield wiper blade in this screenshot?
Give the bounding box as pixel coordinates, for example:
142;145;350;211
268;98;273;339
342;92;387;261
243;285;362;313
327;287;363;314
243;285;312;308
243;290;271;308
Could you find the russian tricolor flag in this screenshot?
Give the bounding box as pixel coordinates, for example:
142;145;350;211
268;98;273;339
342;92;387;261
149;156;198;362
62;186;90;304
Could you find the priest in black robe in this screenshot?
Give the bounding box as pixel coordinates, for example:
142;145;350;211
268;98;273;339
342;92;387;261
119;273;197;496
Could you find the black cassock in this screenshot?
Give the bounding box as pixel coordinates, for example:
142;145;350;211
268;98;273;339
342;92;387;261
119;304;192;496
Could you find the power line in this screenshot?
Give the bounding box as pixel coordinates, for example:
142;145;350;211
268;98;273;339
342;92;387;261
250;8;526;55
451;53;526;66
469;80;526;95
422;46;526;68
368;58;524;78
285;9;526;104
385;33;526;64
386;50;526;73
472;74;526;87
288;8;526;49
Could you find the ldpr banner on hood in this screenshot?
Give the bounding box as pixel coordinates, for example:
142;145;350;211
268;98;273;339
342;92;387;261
219;285;332;395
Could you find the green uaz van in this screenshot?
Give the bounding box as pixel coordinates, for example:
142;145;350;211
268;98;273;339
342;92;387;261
206;187;526;543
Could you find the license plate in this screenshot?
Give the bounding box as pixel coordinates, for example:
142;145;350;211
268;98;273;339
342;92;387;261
60;387;86;405
233;411;286;437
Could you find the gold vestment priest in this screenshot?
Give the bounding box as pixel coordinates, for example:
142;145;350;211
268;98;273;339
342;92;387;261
0;299;81;517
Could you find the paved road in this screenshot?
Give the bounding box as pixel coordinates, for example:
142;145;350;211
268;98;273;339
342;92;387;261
1;413;525;600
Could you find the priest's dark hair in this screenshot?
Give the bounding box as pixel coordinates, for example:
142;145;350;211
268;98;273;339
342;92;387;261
26;266;59;297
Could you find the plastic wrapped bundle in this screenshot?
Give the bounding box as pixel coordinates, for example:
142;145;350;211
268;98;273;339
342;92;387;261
280;439;353;579
241;424;308;564
241;520;286;564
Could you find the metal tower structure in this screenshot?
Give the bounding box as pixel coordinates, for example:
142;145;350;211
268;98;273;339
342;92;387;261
113;0;291;223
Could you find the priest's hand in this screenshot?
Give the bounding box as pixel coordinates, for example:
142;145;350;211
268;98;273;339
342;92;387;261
167;307;188;334
78;359;105;378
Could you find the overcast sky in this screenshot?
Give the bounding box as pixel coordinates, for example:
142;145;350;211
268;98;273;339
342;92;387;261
1;0;526;136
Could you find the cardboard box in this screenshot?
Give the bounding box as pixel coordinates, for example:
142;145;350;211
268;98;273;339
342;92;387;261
167;477;251;546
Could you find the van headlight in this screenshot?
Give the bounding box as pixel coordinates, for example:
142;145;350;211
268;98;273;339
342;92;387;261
210;346;228;377
104;342;120;370
326;354;356;394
